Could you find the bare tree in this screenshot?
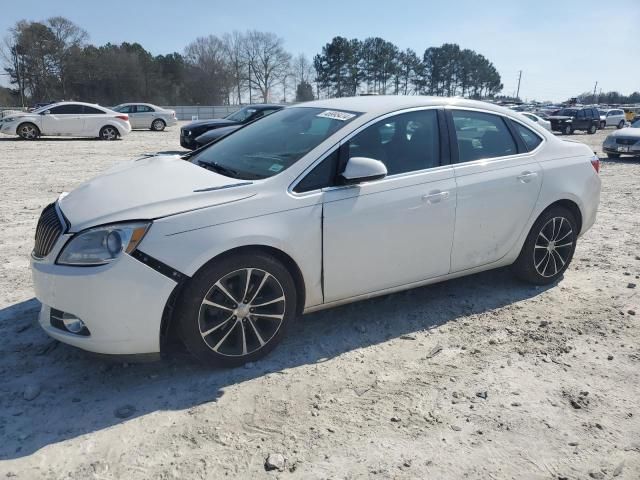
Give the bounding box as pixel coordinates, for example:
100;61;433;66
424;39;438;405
184;35;233;104
46;17;88;98
222;31;247;105
244;31;290;103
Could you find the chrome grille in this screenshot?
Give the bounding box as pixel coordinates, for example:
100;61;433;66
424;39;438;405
33;203;64;258
616;137;638;146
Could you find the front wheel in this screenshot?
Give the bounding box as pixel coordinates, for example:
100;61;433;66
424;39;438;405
511;207;578;285
99;125;119;140
177;252;297;367
563;124;573;135
17;123;40;140
617;120;625;129
587;124;597;134
151;119;166;131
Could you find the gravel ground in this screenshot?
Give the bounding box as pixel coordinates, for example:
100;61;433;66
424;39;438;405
0;124;639;479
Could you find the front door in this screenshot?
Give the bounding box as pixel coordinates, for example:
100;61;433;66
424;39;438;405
41;104;85;135
448;108;543;272
322;108;457;302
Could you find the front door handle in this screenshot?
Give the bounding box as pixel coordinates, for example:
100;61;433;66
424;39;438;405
422;191;450;204
517;171;538;183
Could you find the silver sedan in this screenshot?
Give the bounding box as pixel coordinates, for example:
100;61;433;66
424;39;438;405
112;103;177;131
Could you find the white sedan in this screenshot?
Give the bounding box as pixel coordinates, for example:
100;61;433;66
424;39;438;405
520;112;552;131
31;96;601;366
112;103;177;131
0;102;131;140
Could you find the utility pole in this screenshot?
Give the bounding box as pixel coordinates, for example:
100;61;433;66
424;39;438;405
593;81;598;102
516;70;522;100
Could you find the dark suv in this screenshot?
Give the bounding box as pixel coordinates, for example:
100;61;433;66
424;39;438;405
548;107;599;135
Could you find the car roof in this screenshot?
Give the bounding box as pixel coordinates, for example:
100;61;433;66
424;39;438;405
297;95;521;117
45;101;109;109
243;104;283;110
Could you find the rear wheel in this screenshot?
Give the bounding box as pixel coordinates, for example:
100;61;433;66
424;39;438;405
177;252;297;367
151;119;166;131
587;123;597;134
607;153;621;159
512;206;578;285
617;120;625;129
99;125;119;140
17;123;40;140
563;124;573;135
600;121;606;129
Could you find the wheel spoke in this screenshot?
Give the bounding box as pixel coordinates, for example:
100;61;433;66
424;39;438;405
552;249;566;267
247;317;266;347
535;251;549;270
215;281;239;305
201;316;233;337
240;320;248;355
550;251;558;275
251;295;285;308
242;268;253;302
538;231;550;243
534;244;547;249
552;218;566;241
555;242;573;249
248;273;270;304
212;320;239;352
202;299;233;311
555;228;573;243
251;313;284;320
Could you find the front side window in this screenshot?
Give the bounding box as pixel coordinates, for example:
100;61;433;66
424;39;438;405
49;104;84;115
452;110;517;163
226;107;258;123
577;110;586;119
514;122;542;151
557;109;577;117
191;107;359;180
346;109;441;175
293;149;339;193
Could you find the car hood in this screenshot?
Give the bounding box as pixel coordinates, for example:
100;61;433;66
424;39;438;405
196;125;241;143
607;127;640;138
58;155;255;232
182;118;237;130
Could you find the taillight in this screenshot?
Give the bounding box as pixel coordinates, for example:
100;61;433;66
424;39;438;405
590;154;600;174
116;114;129;121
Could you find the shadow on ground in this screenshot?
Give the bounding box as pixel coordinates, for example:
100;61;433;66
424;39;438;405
0;267;551;460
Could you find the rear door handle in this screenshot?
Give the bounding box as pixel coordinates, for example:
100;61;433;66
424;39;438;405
517;171;538;183
422;191;450;204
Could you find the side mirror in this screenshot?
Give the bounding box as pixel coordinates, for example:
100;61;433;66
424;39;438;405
340;156;387;185
41;110;50;115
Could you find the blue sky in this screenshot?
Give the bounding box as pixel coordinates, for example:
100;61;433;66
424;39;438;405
1;0;638;101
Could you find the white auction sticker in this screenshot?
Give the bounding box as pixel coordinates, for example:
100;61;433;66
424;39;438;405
316;110;356;121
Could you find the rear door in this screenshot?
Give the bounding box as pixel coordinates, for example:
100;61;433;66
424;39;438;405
133;105;155;129
448;108;543;272
41;104;85;135
80;105;107;135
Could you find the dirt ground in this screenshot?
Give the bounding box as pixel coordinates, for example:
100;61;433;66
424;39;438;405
0;124;639;480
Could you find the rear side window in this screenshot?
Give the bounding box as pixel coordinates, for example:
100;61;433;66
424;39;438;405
82;106;105;114
136;105;154;113
49;104;84;114
513;122;542;151
452;110;517;163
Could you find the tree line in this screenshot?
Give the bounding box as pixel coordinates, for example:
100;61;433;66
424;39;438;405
575;90;640;106
1;17;505;107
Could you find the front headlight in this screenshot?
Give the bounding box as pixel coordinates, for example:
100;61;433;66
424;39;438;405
57;222;151;266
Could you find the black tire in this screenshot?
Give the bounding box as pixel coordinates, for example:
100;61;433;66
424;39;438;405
563;124;573;135
617;120;625;129
99;125;119;140
607;153;621;159
151;119;166;131
600;121;606;129
511;206;578;285
176;252;297;367
587;123;597;135
17;122;40;140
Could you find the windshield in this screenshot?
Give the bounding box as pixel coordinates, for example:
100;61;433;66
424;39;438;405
191;107;360;180
556;109;577;117
225;107;258;122
631;119;640;128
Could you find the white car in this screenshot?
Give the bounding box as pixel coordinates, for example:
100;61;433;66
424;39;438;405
0;102;131;140
599;108;626;129
30;96;601;366
520;112;552;131
112;103;177;131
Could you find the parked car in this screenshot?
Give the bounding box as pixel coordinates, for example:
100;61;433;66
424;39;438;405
602;118;640;158
29;101;57;112
548;107;600;135
112;103;177;131
30;96;601;366
193;109;279;149
0;101;131;140
520;112;552;131
598;108;626;129
180;104;283;149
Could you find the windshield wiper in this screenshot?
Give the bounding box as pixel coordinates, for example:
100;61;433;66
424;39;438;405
197;160;240;178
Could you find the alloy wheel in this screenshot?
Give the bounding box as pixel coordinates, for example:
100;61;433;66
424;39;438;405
101;127;117;140
198;268;286;357
19;124;37;139
152;120;165;131
533;217;574;278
